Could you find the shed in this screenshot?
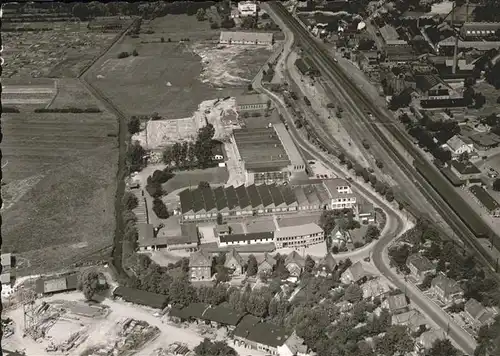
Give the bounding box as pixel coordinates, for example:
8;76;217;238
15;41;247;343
113;286;168;309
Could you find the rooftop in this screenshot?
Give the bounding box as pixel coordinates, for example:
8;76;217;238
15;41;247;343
235;93;269;107
469;185;500;212
446;135;471;151
202;305;246;326
431;273;463;296
385;293;408;311
465;298;487;320
220;231;274;244
418;329;446;349
273;123;305;169
275;222;323;239
189;250;212;267
244;321;289;348
392;310;427;328
415;74;450;92
407;254;435;273
220;31;273;43
113;286;168;309
344;261;367;282
318;253;337;271
233;127;291;172
1;253;12;267
379;24;400;42
450;159;481;175
35;273;78;295
285;250;305;267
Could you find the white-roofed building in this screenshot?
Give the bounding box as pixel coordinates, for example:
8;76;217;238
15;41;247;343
219;31;274;45
275;222;324;249
443;135;475;157
237;1;258;17
323;178;357;211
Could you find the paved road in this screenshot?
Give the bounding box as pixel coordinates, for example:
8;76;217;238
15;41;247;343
263;4;477;354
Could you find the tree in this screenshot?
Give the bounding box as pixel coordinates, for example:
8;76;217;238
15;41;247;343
194;339;237;356
319;210;337;236
369;174;377;186
123;191;139;210
376;325;414;356
338;152;346;164
196;8;206;21
247;254;258;276
344;283;363;303
364;225;380;243
385;188;394;202
458;151;469;163
216;213;223;225
132;49;139;56
128;116;141;134
428;338;459;356
305;255;316;274
161;36;165;43
198;181;210;189
493;179;500;191
78;269;106;300
127;141;146;172
72;3;90;20
152;198;169;218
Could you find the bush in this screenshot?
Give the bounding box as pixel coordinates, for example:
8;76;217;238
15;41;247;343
118;51;130;59
3;106;20;113
146;182;164;198
210;22;220;29
148;169;174;184
128;116;141;135
161;37;165;43
354;241;364;249
132;49;139;56
123;192;139;210
153;198;170;218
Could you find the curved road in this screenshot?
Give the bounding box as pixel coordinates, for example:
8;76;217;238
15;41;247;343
259;4;476;353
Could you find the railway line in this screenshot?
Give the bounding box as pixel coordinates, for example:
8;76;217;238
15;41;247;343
270;1;500;274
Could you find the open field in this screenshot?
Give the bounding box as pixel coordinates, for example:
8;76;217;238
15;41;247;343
48;78;104;109
2;20;126;78
162;168;229;193
87;15;274;118
2;108;118;274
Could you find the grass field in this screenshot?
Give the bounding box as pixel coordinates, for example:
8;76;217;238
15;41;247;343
162;167;229;193
2;109;118;275
86;15;273;119
48;78;103;109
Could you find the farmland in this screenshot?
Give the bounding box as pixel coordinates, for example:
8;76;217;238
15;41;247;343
86;14;274;118
2;21;124;78
2;95;118;274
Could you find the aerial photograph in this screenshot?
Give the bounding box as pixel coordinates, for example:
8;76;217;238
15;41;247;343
2;0;500;355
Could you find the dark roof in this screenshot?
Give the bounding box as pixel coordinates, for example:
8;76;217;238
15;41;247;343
201;187;216;211
225;186;239;209
465;298;487;320
469;185;500;212
189;250;212;267
234;314;261;338
220;231;274;243
202;305;246;326
450;160;481;175
415;74;447;92
281;186;297;205
179;189;193;213
178;224;199;244
192;189;205;213
245;322;289;348
137;223;155;240
214;186;229;211
183;302;210;319
113;287;168;309
35;273;78;294
295;58;310;75
169;306;188;319
235;184;251;208
247;184;263;208
406;254;435;273
257;184;274;207
268;184;285;206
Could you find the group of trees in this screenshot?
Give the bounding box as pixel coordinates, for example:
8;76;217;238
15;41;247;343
145;168;175;198
71;1;217;21
78;269;108;300
194;339;236;356
126;141;147;173
117;49;139;59
162;124;216;170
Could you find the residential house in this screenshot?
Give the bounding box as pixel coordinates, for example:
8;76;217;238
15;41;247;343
382;293;409;315
274;223;325;249
235;94;270;112
406;254;436;282
430;272;464;304
277;330;310;356
341;261;369;284
469;185;500;218
258;253;276;275
415;74;452;99
316;253;337;278
463;298;499;328
329;225;352;247
189;250;212;281
450;159;482;183
285;251;305;278
415;329;446;354
295;57;320;77
237;1;258;17
225;248;245;276
362;278;391;300
219;31;274;46
392;310;428;333
444;135;475;157
233;315;290;355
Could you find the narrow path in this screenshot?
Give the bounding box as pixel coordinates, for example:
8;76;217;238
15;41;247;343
77;18;139;279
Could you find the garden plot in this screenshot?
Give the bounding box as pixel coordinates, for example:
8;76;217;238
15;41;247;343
2;84;56;107
191;43;274;87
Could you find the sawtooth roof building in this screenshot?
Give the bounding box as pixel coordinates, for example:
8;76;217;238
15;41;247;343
179;178;358;222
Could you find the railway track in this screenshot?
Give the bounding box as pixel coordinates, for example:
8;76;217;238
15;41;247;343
270;1;500;275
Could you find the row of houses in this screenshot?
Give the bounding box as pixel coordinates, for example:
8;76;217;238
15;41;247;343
168;302;310;356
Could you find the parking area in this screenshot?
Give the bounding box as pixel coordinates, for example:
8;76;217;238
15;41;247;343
307;160;337;179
